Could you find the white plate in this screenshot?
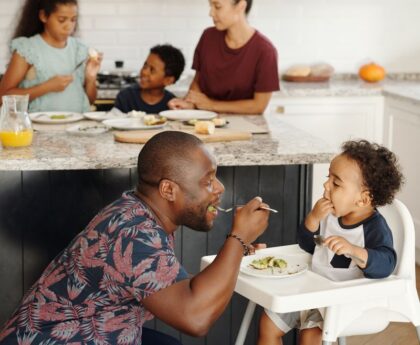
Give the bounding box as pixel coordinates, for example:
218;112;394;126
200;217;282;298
102;118;166;130
159;110;217;121
30;112;84;124
83;111;127;121
240;254;308;279
66;123;109;136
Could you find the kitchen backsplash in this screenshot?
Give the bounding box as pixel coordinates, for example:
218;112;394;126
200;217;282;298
1;0;420;75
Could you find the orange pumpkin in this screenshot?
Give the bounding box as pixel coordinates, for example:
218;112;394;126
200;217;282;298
359;63;386;83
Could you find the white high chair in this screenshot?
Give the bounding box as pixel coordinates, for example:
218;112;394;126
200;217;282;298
322;199;420;345
200;199;420;345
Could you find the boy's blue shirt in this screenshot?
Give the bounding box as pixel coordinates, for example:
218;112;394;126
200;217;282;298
114;83;175;113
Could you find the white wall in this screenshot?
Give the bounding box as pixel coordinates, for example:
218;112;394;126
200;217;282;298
1;0;420;75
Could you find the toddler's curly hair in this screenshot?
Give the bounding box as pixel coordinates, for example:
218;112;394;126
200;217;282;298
341;140;404;207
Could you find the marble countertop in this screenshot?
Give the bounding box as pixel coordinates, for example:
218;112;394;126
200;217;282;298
0;115;336;171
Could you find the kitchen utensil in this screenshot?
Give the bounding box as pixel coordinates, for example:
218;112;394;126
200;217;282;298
73;58;87;72
217;205;278;213
313;235;366;265
0;94;33;148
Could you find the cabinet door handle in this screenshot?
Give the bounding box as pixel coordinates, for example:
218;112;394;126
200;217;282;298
276;105;285;114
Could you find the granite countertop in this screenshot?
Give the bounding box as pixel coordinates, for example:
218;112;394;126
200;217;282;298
0;115;336;171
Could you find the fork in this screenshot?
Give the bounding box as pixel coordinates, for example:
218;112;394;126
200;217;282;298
313;234;366;265
216;205;278;213
73;58;87;72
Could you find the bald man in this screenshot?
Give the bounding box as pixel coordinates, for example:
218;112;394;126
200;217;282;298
0;131;269;345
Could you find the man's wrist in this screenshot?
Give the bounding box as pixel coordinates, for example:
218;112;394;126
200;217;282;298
226;233;251;256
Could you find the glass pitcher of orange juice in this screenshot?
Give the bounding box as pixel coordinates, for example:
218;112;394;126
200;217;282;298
0;95;33;148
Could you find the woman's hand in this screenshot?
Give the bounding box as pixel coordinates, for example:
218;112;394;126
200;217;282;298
45;75;74;92
85;53;103;82
168;98;195;110
185;90;214;111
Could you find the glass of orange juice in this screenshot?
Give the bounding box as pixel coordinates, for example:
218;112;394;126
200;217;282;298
0;95;33;148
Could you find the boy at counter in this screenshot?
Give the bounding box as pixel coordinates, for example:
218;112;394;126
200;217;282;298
114;44;185;114
258;140;403;345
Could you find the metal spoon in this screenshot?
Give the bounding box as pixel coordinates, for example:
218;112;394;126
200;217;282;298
313;234;366;265
216;205;278;213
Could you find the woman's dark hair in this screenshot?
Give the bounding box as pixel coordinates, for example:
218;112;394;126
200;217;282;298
233;0;253;15
150;44;185;82
341;140;404;207
12;0;78;39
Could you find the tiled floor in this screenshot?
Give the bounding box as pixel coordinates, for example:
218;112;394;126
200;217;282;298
343;265;420;345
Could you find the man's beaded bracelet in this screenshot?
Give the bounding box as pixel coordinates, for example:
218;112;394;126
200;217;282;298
226;233;250;256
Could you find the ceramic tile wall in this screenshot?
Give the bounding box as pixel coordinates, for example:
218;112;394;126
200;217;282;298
1;0;420;75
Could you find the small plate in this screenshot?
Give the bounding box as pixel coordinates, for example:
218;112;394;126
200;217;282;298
83;111;127;121
102;118;166;130
66;123;109;136
240;254;308;279
159;109;217;121
30;112;84;124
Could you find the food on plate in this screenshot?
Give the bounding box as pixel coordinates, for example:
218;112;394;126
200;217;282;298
284;65;311;77
143;114;167;126
249;256;287;270
212;117;227;127
128;110;147;118
50;114;70;119
88;47;99;61
359;62;386;83
195;120;215;135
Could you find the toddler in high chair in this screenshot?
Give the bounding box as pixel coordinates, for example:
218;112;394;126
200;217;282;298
258;139;404;345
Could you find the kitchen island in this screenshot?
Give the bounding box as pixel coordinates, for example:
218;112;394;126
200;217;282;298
0;115;334;345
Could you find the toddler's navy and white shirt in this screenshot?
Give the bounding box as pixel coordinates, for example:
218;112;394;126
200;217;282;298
298;211;397;281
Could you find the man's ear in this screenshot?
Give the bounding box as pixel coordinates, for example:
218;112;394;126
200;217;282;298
357;190;372;207
159;179;179;202
39;10;47;23
163;75;175;87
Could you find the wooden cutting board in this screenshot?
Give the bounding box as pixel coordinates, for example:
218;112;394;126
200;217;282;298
114;128;252;144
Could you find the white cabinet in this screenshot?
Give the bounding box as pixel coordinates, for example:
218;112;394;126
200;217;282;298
266;96;384;203
384;97;420;262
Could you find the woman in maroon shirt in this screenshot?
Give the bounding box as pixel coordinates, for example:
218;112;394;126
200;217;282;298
168;0;279;115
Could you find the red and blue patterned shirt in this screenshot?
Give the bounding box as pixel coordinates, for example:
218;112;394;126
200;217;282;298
0;191;188;345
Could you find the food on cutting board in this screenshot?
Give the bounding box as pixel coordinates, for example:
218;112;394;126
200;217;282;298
212;117;227;127
359;62;386;83
195;120;215;135
249;256;288;270
143;114;167;126
187;117;227;127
